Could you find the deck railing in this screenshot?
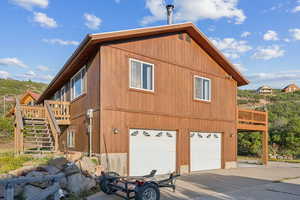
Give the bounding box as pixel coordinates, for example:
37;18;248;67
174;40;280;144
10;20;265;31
19;101;70;125
20;105;45;119
237;108;268;131
45;100;70;125
238;109;267;125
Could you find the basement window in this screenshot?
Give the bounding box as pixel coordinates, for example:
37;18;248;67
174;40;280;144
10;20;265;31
67;130;75;148
129;58;154;92
71;67;86;100
194;76;211;102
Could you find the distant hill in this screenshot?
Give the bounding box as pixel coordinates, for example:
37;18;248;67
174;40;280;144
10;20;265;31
0;79;47;115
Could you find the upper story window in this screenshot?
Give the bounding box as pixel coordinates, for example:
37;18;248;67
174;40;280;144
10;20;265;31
71;67;86;100
194;76;211;102
129;58;154;92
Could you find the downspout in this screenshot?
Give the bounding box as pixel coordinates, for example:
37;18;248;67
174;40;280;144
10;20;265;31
87;109;94;157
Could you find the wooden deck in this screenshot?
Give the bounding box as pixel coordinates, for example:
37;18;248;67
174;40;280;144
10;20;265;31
20;100;70;125
237;108;268;165
237;108;268;131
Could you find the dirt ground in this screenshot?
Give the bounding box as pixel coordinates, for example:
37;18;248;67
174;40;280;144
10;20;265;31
0;138;14;153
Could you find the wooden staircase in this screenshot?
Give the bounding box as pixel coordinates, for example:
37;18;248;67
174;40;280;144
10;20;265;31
14;100;70;154
23;118;55;153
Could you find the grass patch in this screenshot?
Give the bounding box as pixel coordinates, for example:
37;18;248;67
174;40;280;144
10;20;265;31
0;152;53;174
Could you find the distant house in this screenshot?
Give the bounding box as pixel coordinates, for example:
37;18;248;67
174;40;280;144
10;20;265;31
20;90;40;105
6;90;40;117
282;84;300;93
256;85;273;95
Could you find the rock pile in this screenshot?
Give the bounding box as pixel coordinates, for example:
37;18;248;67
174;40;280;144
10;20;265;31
0;156;103;200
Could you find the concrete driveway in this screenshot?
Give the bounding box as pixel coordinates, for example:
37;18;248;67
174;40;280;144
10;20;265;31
88;162;300;200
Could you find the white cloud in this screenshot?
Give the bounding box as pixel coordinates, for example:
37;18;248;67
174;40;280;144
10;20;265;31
293;6;300;13
248;70;300;83
284;38;291;42
0;71;10;79
42;38;79;46
33;12;58;28
234;63;247;72
84;13;101;30
210;37;252;59
0;57;27;68
241;31;251;38
37;65;49;71
141;0;246;25
252;45;285;60
10;0;48;10
263;30;279;41
17;70;53;82
289;28;300;40
292;1;300;13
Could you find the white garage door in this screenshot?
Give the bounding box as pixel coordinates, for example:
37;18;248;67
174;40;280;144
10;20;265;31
190;132;222;171
129;129;176;176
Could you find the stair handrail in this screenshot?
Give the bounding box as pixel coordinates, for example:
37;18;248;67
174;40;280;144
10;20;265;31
44;101;61;152
15;98;24;130
45;101;61;134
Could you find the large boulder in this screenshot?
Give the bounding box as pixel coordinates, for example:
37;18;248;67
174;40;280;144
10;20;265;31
25;171;51;189
76;157;97;176
63;163;80;176
37;165;60;175
66;173;96;194
23;185;44;200
23;183;61;200
48;157;68;170
8;165;38;176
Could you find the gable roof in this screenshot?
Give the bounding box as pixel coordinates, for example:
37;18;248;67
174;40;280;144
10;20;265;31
37;22;249;103
257;85;272;90
21;90;40;103
283;83;299;90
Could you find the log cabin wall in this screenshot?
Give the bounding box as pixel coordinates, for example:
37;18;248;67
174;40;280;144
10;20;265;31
99;32;238;171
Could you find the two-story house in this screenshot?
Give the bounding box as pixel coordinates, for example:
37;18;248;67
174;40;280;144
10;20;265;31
13;23;268;176
256;85;273;95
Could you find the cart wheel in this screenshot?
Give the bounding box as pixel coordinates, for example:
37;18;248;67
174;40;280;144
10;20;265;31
100;179;116;195
135;183;160;200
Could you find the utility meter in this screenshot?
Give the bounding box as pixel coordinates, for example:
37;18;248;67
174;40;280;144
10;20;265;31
87;109;93;118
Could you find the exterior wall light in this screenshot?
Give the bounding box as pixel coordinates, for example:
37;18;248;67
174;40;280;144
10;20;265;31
112;128;120;134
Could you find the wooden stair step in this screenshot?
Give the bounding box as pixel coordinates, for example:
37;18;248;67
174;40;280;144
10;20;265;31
24;143;54;147
24;119;47;123
25;136;51;139
23;117;47;120
24;150;54;154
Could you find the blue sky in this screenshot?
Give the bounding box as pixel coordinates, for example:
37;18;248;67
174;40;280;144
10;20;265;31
0;0;300;89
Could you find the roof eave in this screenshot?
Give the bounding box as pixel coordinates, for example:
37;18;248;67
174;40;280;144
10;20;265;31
37;34;92;103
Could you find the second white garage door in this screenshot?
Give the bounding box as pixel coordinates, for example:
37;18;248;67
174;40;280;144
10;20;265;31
190;132;222;171
129;129;176;176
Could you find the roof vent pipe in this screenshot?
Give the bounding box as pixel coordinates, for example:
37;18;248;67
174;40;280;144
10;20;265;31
166;4;174;25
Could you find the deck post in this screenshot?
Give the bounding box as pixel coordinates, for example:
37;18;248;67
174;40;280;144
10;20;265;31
262;112;268;165
262;130;268;165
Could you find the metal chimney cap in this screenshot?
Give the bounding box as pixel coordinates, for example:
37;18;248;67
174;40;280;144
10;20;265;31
166;4;174;9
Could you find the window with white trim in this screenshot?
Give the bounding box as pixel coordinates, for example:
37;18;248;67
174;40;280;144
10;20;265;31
194;76;211;101
67;130;75;148
71;67;86;100
130;59;154;91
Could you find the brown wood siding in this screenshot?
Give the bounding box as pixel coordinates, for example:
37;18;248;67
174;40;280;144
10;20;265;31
99;33;238;168
58;50;101;153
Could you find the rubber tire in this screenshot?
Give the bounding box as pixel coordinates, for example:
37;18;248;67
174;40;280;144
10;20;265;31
100;179;116;195
135;183;160;200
